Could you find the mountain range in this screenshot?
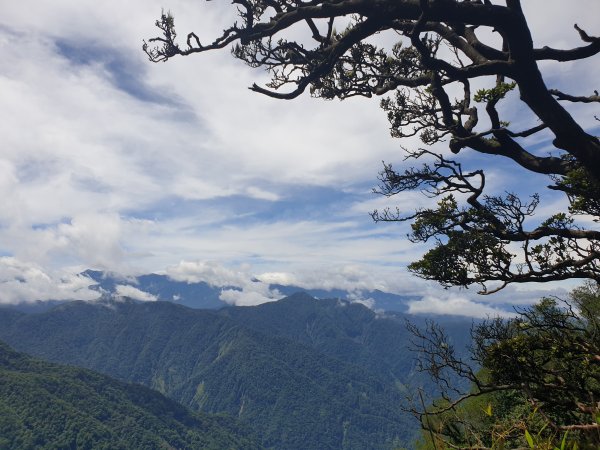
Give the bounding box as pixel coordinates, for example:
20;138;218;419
82;269;419;312
0;291;473;448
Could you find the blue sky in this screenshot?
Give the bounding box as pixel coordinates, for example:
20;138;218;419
0;1;598;315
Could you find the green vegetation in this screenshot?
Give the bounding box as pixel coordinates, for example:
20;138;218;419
412;282;600;449
0;340;259;450
220;293;471;394
0;297;431;449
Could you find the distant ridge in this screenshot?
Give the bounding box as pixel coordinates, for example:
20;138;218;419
78;269;417;312
82;269;228;309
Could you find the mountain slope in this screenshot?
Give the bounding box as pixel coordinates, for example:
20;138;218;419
220;292;472;391
0;299;413;449
0;340;259;450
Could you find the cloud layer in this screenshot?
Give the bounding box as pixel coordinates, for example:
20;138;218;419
0;257;99;304
0;1;597;314
407;295;515;319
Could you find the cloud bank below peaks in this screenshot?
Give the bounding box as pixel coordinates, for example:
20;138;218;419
0;257;99;304
114;284;157;302
165;260;283;306
165;260;419;309
407;294;515;319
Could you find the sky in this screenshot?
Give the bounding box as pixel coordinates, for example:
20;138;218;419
0;1;598;315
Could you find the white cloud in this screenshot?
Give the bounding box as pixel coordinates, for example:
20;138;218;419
255;272;299;286
165;260;249;287
115;284;157;302
0;0;594;312
0;257;99;304
257;264;426;296
165;260;284;306
0;17;406;279
244;186;281;202
346;292;378;311
407;294;515;319
219;287;282;307
488;284;572;306
170;260;402;295
0;213;127;273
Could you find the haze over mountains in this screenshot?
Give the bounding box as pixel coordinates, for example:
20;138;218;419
0;292;473;449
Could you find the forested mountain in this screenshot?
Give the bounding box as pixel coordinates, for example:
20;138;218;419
0;297;432;449
219;292;472;391
0;340;259;450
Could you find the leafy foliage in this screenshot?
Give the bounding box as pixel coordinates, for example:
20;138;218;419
411;282;600;449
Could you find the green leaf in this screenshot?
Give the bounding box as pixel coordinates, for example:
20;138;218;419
483;402;492;417
525;429;534;448
560;431;569;450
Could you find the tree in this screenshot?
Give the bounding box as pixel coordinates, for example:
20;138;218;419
144;0;600;294
409;281;600;449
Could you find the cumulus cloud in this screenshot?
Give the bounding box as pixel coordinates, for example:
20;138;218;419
219;287;282;307
0;257;99;304
166;260;248;286
257;272;299;286
257;264;425;296
115;284;157;302
256;266;378;292
407;294;515;319
0;0;418;280
166;260;283;306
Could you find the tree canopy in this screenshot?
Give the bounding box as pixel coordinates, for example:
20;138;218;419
144;0;600;293
410;282;600;449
